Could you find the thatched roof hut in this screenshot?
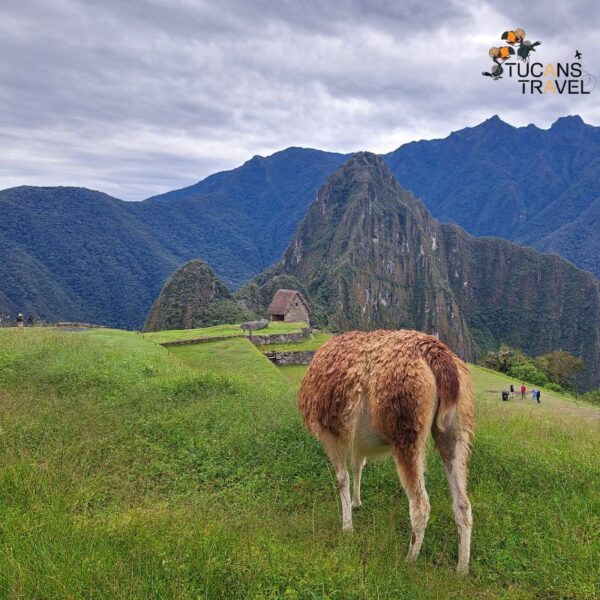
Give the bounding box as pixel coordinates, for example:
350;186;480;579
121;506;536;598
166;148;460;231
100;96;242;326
267;289;310;324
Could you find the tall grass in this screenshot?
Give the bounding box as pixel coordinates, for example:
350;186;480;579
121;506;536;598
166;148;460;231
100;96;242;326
0;328;598;598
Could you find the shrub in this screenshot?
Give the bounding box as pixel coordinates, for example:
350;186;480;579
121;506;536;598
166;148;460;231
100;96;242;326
481;345;534;374
545;382;564;393
508;350;534;370
534;350;583;389
481;346;583;391
481;350;501;372
481;344;512;372
580;389;600;406
507;363;549;386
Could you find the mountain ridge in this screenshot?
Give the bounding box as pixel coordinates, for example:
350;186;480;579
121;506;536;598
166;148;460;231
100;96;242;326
1;115;598;328
242;152;600;390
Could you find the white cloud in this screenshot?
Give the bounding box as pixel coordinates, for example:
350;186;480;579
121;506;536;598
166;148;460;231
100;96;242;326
0;0;598;199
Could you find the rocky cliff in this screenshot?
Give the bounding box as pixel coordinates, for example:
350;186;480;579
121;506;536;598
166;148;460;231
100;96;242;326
245;153;600;389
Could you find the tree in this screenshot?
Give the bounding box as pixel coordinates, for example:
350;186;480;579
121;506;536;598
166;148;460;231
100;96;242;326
481;344;532;374
580;389;600;406
508;363;548;387
534;350;583;389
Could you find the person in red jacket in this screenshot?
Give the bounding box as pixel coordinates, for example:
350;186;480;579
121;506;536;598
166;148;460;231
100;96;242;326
520;383;526;399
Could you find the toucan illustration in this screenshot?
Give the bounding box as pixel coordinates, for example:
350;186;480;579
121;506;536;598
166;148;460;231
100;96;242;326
501;28;526;45
482;64;504;80
488;46;515;65
500;29;541;62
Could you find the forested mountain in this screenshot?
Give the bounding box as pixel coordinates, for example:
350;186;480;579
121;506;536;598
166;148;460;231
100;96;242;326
0;116;597;328
0;150;344;327
0;186;182;328
130;148;347;287
243;153;600;390
385;115;600;276
143;259;255;332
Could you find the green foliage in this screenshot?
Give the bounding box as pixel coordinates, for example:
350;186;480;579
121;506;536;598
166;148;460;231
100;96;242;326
507;363;549;386
534;350;583;389
482;345;586;390
194;298;256;326
482;348;506;374
0;328;599;598
143;259;259;332
580;389;600;405
481;344;513;372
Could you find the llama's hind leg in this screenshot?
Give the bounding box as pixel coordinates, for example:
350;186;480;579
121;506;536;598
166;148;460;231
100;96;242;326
322;437;353;531
432;423;472;574
351;455;366;509
393;448;430;563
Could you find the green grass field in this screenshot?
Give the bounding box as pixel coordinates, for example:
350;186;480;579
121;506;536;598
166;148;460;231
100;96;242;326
0;328;598;598
142;321;308;344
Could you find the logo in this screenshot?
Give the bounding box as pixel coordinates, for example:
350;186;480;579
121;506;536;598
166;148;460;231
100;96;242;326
481;28;596;94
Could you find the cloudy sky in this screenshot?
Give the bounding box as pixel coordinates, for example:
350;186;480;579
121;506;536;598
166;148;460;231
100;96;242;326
1;0;598;200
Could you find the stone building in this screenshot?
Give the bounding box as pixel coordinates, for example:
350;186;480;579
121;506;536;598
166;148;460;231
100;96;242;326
267;289;310;325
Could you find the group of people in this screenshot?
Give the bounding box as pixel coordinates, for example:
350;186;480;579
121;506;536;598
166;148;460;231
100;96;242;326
503;383;541;403
5;313;35;328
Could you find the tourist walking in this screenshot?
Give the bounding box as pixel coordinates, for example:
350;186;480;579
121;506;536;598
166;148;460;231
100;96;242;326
16;313;24;328
520;383;526;399
536;389;541;403
509;383;515;398
530;388;537;402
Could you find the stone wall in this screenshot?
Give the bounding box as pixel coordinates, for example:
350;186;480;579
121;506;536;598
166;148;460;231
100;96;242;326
159;327;312;348
284;303;310;325
264;350;315;366
249;328;311;346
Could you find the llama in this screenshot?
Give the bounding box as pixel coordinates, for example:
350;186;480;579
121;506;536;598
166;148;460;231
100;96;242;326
298;330;474;574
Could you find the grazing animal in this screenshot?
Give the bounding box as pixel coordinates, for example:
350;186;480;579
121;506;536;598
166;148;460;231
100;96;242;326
298;330;474;574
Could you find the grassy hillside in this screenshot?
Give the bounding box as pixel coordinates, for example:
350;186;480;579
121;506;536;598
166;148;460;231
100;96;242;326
142;320;307;344
0;328;598;598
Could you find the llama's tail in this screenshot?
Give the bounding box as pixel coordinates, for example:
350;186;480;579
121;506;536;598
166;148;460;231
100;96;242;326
417;338;462;431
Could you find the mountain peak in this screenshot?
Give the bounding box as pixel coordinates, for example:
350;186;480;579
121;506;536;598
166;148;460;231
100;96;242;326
143;258;255;332
479;114;514;131
311;152;420;223
550;115;585;130
485;114;503;124
344;151;384;169
334;151;398;188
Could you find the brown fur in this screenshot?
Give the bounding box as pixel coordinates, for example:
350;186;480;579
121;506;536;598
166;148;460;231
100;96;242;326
298;329;474;573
